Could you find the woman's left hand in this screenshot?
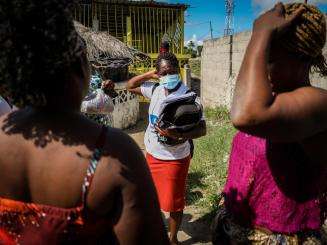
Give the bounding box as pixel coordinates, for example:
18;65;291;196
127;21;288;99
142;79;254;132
253;2;305;35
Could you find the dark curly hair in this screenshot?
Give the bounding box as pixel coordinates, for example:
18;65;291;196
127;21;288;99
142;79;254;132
155;52;179;72
0;0;86;107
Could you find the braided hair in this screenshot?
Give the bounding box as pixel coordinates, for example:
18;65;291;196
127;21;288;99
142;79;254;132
281;3;327;77
155;52;179;72
0;0;85;107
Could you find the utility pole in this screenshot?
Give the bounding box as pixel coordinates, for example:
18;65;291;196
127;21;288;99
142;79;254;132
224;0;235;36
224;0;235;77
209;21;213;39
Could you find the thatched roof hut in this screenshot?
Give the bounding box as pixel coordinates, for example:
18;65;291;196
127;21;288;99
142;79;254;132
74;21;149;69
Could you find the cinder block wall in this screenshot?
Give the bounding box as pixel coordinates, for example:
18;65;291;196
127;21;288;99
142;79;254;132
201;36;234;108
201;28;327;109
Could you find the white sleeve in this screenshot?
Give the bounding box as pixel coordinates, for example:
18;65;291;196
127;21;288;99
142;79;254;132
140;81;155;100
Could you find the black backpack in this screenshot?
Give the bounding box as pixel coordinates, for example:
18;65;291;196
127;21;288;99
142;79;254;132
152;83;202;156
156;92;202;133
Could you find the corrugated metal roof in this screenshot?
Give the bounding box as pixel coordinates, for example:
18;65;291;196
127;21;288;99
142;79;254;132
81;1;188;10
124;0;188;9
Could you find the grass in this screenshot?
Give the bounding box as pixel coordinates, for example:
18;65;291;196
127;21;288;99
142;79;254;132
186;107;236;219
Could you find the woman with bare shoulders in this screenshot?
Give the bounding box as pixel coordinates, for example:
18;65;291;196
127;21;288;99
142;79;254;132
0;0;168;244
213;3;327;244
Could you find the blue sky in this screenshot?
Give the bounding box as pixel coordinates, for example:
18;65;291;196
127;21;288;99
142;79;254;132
161;0;327;45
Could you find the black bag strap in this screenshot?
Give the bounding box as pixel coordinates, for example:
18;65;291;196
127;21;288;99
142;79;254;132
152;83;160;95
189;139;194;158
185;89;195;159
156;82;184;95
168;82;183;93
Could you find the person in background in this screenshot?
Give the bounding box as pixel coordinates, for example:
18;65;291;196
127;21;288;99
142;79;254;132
0;0;168;244
213;3;327;244
84;74;116;126
126;52;206;245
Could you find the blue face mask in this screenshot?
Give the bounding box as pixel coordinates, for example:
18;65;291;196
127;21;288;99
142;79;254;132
159;74;181;90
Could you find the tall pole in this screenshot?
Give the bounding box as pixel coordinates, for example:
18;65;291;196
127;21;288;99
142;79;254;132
224;0;234;36
209;21;213;39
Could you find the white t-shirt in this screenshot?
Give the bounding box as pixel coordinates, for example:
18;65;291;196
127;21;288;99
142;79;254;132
0;96;12;117
141;82;203;160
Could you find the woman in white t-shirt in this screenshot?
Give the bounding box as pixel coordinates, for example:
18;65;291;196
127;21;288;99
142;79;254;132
127;52;206;245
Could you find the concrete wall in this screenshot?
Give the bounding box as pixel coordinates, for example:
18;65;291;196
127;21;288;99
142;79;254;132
201;31;327;109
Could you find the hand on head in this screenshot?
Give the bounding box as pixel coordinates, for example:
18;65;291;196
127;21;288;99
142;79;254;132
253;2;305;36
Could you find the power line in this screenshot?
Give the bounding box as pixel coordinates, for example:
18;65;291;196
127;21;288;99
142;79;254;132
185;21;210;27
185;21;215;39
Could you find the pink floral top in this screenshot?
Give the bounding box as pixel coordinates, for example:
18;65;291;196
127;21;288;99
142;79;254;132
223;132;326;233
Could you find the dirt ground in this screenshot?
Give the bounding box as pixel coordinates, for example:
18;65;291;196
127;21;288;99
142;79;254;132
125;102;212;245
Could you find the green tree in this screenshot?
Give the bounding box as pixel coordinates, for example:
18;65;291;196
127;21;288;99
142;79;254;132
185;41;197;58
187;41;196;50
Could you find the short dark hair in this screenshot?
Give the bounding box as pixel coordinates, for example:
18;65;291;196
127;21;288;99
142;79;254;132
155;52;179;72
0;0;85;107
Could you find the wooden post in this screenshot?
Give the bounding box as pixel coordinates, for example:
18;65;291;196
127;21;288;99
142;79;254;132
180;9;184;54
126;16;132;47
304;0;308;3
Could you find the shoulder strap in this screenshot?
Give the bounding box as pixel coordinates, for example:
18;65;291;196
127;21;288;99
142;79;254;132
167;82;183;93
152;82;160;95
81;126;108;207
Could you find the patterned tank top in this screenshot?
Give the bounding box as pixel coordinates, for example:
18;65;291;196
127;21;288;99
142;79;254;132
0;126;114;244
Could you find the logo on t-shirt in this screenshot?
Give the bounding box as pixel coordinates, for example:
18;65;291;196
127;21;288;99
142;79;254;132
149;114;159;125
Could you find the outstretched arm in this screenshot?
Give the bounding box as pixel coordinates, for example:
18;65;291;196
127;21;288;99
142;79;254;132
231;3;327;142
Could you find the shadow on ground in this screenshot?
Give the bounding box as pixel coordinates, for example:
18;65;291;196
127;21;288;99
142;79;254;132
180;212;213;245
186;171;205;205
182;170;214;244
163;210;214;245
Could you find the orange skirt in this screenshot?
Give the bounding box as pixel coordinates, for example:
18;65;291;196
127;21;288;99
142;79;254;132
146;153;191;212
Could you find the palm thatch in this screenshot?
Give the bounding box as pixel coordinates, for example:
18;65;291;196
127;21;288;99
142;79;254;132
74;21;149;68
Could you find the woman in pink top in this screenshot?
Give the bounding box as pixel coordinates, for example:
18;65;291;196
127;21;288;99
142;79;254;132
213;3;327;244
